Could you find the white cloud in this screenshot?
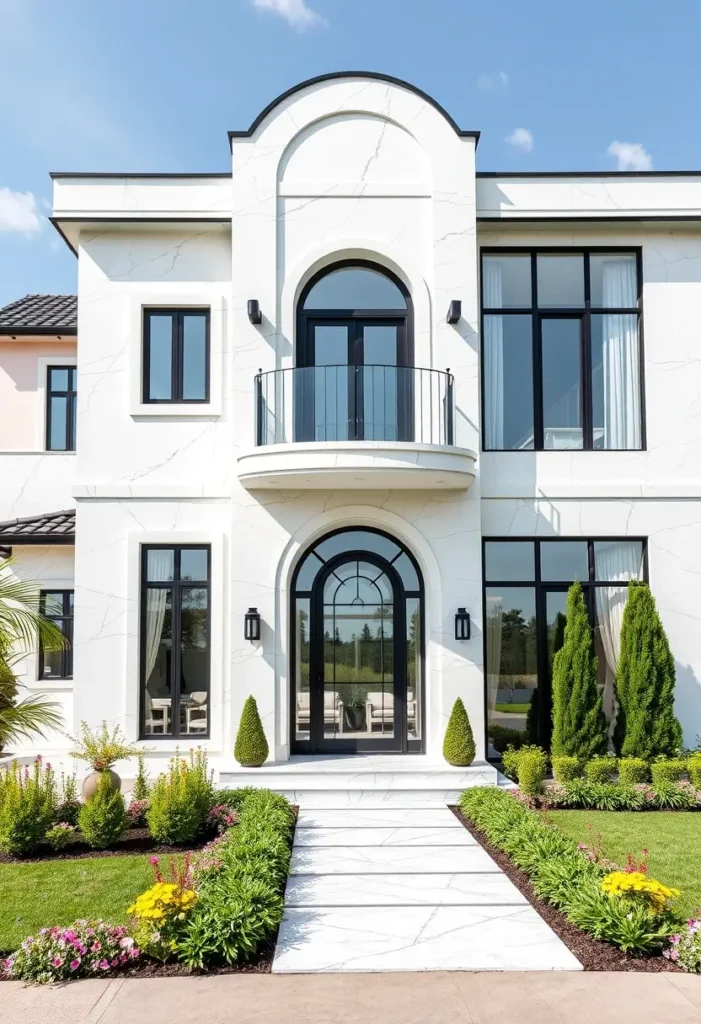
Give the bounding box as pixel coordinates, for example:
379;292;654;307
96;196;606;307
506;128;534;152
478;71;508;92
0;187;42;235
253;0;326;28
607;140;653;171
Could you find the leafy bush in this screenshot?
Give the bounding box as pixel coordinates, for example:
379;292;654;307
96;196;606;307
128;855;197;961
78;773;127;849
45;822;77;850
126;799;149;828
688;753;701;790
651;758;686;786
207;804;239;835
1;920;140;983
443;698;475;766
460;787;679;954
0;758;57;856
618;757;649;786
666;918;701;972
551;582;608;759
614;582;682;759
551;755;582;783
234;696;269;767
652;782;698;810
489;724;530;753
146;750;214;845
517;747;548;796
550;779;646;812
601;870;679;913
132;752;150;802
56;772;81;826
69;721;140;771
501;743;544;782
175;789;294;968
584;754;618;784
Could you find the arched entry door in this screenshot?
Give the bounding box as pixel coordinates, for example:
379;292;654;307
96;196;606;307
291;528;424;754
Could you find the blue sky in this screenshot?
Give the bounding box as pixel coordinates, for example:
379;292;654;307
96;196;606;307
1;0;699;306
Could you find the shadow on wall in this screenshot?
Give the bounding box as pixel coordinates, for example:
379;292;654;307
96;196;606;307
674;662;701;748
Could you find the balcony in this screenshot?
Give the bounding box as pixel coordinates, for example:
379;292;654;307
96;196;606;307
237;366;477;490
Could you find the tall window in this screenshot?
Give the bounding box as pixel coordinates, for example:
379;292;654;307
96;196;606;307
483;538;646;755
143;309;210;403
481;251;643;451
39;590;73;679
141;545;210;738
46;367;77;451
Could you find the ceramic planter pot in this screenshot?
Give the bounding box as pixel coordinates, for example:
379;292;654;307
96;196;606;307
344;706;366;732
82;768;121;800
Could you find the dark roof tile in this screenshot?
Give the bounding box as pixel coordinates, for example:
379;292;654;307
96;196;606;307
0;509;75;543
0;294;77;334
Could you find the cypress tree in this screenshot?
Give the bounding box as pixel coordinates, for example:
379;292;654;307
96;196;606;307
551;581;608;758
443;698;476;766
234;695;269;767
614;581;682;758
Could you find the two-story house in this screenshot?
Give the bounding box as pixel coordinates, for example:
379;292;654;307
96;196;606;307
3;72;701;793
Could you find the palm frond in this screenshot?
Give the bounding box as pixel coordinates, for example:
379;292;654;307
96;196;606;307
0;557;67;653
0;694;63;749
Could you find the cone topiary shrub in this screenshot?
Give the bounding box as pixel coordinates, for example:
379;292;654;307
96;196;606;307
614;581;682;759
551;581;608;760
443;698;476;766
234;695;269;767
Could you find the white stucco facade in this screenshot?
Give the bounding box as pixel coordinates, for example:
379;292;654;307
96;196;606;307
4;73;701;769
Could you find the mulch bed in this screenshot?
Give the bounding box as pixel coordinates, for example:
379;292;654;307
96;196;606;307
0;829;215;865
451;806;680;973
114;941;276;978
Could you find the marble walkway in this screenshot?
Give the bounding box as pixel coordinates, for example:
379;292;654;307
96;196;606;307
272;805;582;972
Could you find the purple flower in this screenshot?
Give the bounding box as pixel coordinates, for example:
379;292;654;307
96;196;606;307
99;959;110;971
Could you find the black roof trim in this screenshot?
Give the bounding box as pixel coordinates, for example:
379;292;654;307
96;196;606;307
50;171;231;179
477;170;701;178
228;72;480;143
0;294;77;334
477;214;701;223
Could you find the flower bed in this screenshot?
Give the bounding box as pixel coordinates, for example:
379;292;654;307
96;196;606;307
458;787;682;966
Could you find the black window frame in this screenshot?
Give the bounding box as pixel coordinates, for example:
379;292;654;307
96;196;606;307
481;536;648;759
139;544;211;740
480;248;645;452
142;308;211;404
46;365;77;451
39;589;73;680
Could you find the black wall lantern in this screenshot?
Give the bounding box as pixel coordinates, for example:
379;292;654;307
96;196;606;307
247;299;262;325
446;299;461;324
455;607;470;641
244;607;261;641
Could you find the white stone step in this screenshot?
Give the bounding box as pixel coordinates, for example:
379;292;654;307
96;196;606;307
296;808;462;828
294;826;476;847
284;872;527;907
272;788;471;807
272;905;582;973
291;845;495;874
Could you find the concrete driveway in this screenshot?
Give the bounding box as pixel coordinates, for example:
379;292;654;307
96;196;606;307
2;971;701;1024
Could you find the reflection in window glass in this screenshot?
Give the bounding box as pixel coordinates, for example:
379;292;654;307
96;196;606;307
484;542;535;582
486;587;538;753
304;267;406;309
147;315;173;401
182;314;207;400
295;598;310;741
143;588;173;736
180;588;209;735
314;530;400;564
406;597;421;740
180;549;208;582
40;590;73;680
483;314;534;449
542;319;583;449
482;254;532;308
48;397;68;450
540;541;589;582
591;314;642;450
537;254;584;308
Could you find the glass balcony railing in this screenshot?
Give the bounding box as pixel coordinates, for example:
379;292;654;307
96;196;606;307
254;365;455;447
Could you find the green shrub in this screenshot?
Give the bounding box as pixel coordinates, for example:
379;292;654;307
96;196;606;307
443;698;476;766
614;582;682;759
688;753;701;790
551;582;608;759
516;747;548;796
146;749;214;845
488;724;530;753
501;744;522;781
234;696;269;767
55;771;81;826
0;758;56;856
584;754;618;784
460;787;678;954
653;782;698;810
132;751;150;802
651;759;686;786
618;757;649;786
551;755;582;783
176;788;294;968
78;772;127;849
45;822;77;850
551;779;645;811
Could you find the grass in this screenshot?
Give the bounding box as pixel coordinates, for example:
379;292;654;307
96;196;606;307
548;810;701;920
494;703;529;714
0;854;158;953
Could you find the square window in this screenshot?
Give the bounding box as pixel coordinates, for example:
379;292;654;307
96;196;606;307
484;541;535;582
537;254;584;308
180;548;208;581
143;309;210;404
146;548;174;582
482;255;532;308
540;541;589;581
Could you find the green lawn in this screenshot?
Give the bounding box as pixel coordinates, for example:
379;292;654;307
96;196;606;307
0;854;156;953
494;703;529;714
548;810;701;920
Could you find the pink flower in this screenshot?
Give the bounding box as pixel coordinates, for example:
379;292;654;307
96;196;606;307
130;948;140;958
52;957;63;968
70;959;80;971
150;856;159;866
670;950;679;961
91;941;101;952
99;959;110;970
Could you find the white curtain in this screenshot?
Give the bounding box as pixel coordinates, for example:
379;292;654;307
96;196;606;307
602;258;640;449
486;595;503;713
594;541;644;722
144;551;171;684
483;259;504;449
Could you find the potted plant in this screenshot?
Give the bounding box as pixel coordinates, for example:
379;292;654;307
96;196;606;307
343;685;368;733
69;721;141;798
